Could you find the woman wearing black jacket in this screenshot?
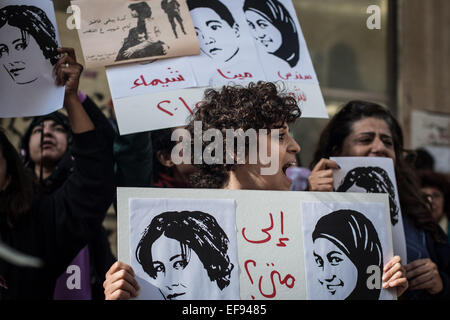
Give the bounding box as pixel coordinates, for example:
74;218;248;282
0;47;115;299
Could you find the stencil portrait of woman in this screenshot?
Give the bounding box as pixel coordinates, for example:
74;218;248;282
243;0;300;68
0;4;59;86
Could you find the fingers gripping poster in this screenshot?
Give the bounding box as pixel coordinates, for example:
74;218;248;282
330;157;408;265
106;0;328;135
0;0;65;118
118;188;396;300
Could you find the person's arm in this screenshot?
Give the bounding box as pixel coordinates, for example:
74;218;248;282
44;48;115;274
54;47;93;133
104;261;140;300
307;158;339;191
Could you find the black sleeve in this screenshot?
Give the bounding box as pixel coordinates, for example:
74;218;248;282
42;128;115;275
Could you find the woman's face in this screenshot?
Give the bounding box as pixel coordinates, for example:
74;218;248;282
233;123;300;191
28;120;68;168
245;10;282;54
313;237;358;299
421;186;445;222
339;117;396;163
0;24;49;85
0;148;11;192
149;234;220;300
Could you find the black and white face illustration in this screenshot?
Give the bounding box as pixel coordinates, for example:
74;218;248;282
135;210;235;300
336;166;399;226
188;1;240;63
0;5;58;86
243;0;299;68
245;9;282;54
313;237;358;298
302;203;390;300
149;234;210;299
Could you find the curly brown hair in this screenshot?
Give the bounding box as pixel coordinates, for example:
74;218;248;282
186;81;301;188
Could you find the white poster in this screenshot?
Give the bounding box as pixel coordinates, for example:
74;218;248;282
330;157;408;265
411;110;450;149
0;0;65;118
129;197;240;300
302;201;395;300
117;188;394;300
107;0;328;135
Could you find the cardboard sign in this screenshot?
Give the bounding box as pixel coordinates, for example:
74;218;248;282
72;0;199;68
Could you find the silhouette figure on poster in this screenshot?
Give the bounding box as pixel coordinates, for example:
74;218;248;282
187;0;240;63
135;210;234;300
311;209;383;300
0;5;59;85
243;0;300;68
161;0;186;39
116;2;167;61
336;166;399;226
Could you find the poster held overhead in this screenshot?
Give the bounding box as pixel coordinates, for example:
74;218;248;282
0;0;65;118
107;0;328;135
71;0;200;68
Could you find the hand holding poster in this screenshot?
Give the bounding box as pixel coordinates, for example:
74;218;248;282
0;0;65;118
330;156;408;264
72;0;199;68
117;188;396;300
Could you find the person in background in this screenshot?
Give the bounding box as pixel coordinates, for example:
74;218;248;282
114;127;196;189
308;100;449;300
18;47;116;300
0;47;115;299
418;170;450;239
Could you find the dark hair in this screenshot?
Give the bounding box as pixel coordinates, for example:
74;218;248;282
20;111;71;169
129;2;151;39
151;128;177;177
312;209;383;300
405;148;435;171
0;130;37;228
0;5;59;65
135;210;234;290
128;2;152;19
337;166;399;226
310;100;441;242
187;0;236;27
243;0;299;67
186;81;301;188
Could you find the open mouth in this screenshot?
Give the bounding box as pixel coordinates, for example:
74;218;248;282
282;161;296;176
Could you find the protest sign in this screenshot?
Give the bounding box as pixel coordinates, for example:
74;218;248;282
107;0;328;135
330;156;408;264
0;0;65;118
117;188;395;300
72;0;199;68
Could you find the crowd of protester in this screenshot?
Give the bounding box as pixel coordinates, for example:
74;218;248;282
1;47;449;301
